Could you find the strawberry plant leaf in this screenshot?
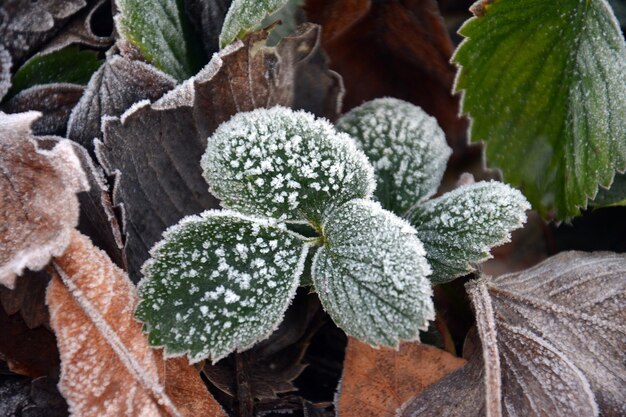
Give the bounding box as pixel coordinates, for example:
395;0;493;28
8;46;102;97
219;0;290;48
311;199;434;347
202;107;375;226
136;210;309;363
115;0;204;81
453;0;626;219
336;98;452;215
408;181;529;284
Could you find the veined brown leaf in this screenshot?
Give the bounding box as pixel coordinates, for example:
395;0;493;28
47;230;226;417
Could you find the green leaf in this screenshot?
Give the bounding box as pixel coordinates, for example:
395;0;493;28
202;106;375;226
9;46;102;97
453;0;626;220
591;172;626;206
219;0;291;48
336;98;451;216
408;181;530;284
135;210;309;363
115;0;204;81
311;199;434;347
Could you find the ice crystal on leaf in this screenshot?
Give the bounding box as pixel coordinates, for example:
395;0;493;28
336;98;451;215
408;181;530;284
311;199;434;347
219;0;291;48
202;106;375;225
136;210;309;363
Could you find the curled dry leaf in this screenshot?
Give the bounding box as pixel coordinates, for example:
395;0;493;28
400;251;626;417
0;111;88;289
3;84;85;136
47;230;226;417
97;24;339;281
337;337;466;417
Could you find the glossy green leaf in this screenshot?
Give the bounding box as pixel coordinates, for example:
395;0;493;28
453;0;626;219
9;46;102;97
115;0;204;81
202;106;375;226
219;0;290;48
135;210;309;363
408;181;530;284
311;199;434;347
336;98;451;215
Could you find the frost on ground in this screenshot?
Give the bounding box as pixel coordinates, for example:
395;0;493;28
136;210;309;363
409;181;530;284
312;199;434;347
336;97;452;215
202;106;375;225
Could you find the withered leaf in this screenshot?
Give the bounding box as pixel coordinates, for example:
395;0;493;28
0;0;87;65
47;230;226;417
401;251;626;417
67;54;176;153
97;24;338;281
3;84;85;136
0;44;11;102
306;0;467;145
0;268;50;329
338;338;465;417
0;111;88;289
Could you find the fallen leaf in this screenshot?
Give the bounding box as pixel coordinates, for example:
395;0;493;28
97;24;339;281
306;0;467;146
0;269;50;329
401;251;626;417
3;84;85;135
67;54;176;153
337;338;465;417
0;0;87;64
47;230;226;417
0;111;88;289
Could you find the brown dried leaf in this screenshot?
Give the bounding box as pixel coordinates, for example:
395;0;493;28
47;230;226;417
338;338;466;417
96;24;339;281
0;111;88;289
401;251;626;417
306;0;467;146
0;268;50;329
3;84;85;136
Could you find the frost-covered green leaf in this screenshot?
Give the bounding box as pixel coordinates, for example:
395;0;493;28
202;106;375;225
453;0;626;219
336;98;451;215
408;181;530;284
311;199;434;347
9;46;102;97
219;0;290;48
115;0;203;81
135;210;309;363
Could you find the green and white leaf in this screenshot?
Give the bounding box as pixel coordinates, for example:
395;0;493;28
135;210;309;363
408;181;530;284
9;46;102;97
115;0;203;81
453;0;626;219
202;106;375;226
311;199;434;347
336;98;451;216
219;0;291;48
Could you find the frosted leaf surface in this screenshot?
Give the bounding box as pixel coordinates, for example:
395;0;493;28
0;45;11;102
48;230;226;417
453;0;626;219
219;0;290;48
202;106;375;225
336;98;451;215
311;199;433;347
409;181;529;284
0;111;88;289
136;210;309;363
115;0;203;81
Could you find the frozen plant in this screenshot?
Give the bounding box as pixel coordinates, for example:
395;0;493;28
135;101;530;363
